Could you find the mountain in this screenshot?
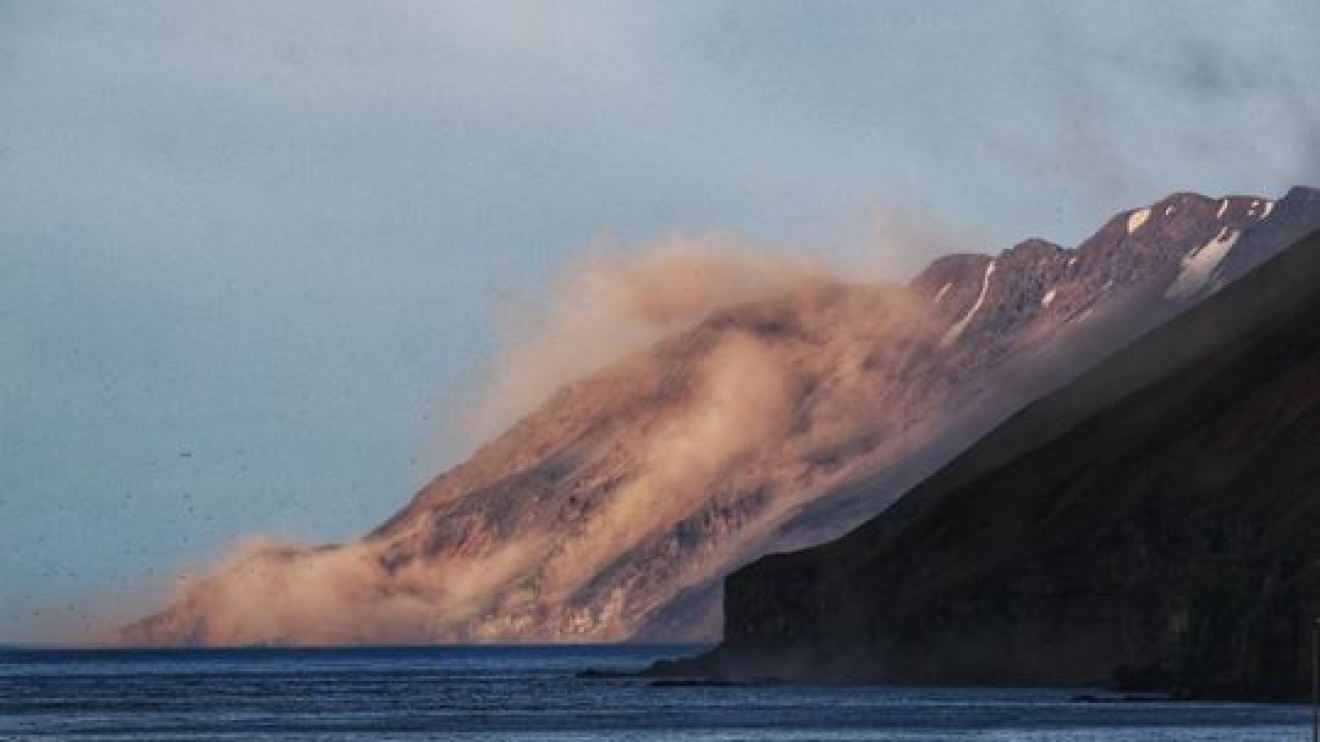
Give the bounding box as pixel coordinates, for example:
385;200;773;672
118;188;1320;647
662;214;1320;700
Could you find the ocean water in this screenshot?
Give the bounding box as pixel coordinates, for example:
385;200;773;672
0;644;1310;741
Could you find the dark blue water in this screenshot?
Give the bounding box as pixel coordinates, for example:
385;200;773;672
0;645;1309;740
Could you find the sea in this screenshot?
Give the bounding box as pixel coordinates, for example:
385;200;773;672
0;644;1311;741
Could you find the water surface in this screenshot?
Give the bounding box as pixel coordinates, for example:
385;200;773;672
0;645;1309;740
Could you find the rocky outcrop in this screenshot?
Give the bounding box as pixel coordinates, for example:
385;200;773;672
676;222;1320;700
119;188;1320;647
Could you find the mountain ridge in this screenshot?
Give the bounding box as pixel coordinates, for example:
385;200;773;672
659;217;1320;700
118;187;1320;647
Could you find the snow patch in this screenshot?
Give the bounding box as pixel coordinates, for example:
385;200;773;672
1126;207;1151;234
1164;205;1176;216
941;261;995;347
1067;256;1078;268
1041;289;1057;308
1261;200;1275;219
1215;199;1229;219
933;282;952;304
1164;227;1241;300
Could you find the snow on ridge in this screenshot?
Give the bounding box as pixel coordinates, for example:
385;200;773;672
1261;200;1276;219
941;261;995;347
1041;289;1057;308
1126;207;1152;234
933;282;952;304
1215;199;1230;219
1163;227;1241;301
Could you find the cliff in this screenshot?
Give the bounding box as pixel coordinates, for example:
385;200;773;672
119;188;1320;646
682;221;1320;700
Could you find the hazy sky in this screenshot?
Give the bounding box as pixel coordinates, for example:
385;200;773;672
3;1;1318;640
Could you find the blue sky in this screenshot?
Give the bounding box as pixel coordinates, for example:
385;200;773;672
3;1;1318;640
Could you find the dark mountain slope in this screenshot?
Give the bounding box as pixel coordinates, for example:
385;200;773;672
679;225;1320;700
119;189;1320;647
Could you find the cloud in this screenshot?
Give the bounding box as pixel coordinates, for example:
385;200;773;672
541;329;798;595
115;531;557;645
1033;2;1320;205
114;246;944;644
465;236;832;440
10;0;1320;643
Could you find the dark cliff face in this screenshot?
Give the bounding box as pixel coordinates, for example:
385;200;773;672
640;188;1320;639
120;188;1320;647
699;224;1320;701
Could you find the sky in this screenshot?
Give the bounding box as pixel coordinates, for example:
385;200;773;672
3;0;1319;641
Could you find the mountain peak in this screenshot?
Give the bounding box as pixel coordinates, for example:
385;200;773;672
692;211;1320;701
117;187;1320;647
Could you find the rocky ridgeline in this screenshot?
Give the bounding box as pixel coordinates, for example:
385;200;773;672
680;211;1320;701
119;188;1320;647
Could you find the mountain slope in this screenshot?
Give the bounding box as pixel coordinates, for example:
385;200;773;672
681;224;1320;700
118;188;1320;646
